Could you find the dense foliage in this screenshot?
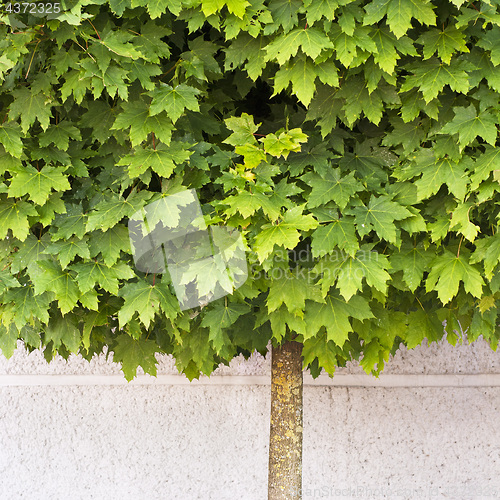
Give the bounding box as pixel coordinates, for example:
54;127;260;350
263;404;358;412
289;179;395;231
0;0;499;380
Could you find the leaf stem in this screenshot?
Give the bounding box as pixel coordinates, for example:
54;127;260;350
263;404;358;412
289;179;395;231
457;235;464;258
25;39;41;79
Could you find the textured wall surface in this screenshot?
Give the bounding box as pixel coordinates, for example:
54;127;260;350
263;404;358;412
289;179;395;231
1;336;500;500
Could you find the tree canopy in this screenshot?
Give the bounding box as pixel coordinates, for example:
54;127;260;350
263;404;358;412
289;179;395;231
0;0;499;380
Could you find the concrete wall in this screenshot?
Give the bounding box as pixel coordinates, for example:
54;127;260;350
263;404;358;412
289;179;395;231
1;336;500;500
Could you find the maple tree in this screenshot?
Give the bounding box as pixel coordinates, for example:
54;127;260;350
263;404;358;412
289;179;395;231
1;0;500;498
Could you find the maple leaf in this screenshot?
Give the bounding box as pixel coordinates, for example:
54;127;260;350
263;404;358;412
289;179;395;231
476;27;500;67
8;165;71;205
148;83;201;122
416;26;469;64
222;190;282;220
112;334;159;381
303;294;373;346
8;87;53;133
45;236;91;268
301;170;362;210
10;234;51;273
470;233;500;280
88;225;131;266
440;105;498;149
405;309;444;349
253;205;318;262
301;331;338;375
304;0;338;24
0;123;23;158
118;279;178;328
201;302;250;353
311;217;359;258
32;260;80;315
86;191;152;232
470;146;500;190
364;0;436;39
273;54;317;106
117;143;192;178
111;100;173;147
267;272;324;316
265;27;333;65
3;285;51;329
70;260;131;295
389;243;433;292
0;198;38;241
44;312;81;352
395;150;469;201
38;121;82;151
426;250;484;304
400;58;471;103
346;195;411;244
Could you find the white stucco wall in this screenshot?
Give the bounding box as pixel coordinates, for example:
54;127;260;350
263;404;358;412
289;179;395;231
1;335;500;500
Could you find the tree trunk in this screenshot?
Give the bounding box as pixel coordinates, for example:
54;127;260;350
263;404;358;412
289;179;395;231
268;340;303;500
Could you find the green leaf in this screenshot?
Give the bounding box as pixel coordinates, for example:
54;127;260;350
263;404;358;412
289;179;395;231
38;121;82;151
45;236;90;268
99;31;142;59
32;260;80;315
477;26;500;66
118;143;191;178
440;105;498;149
45;313;81;352
222;191;282;220
390;243;433;292
426;251;484;304
70;260;125;295
88;225;131;266
118;279;178;328
86;191;152;232
470;146;500;190
3;286;51;329
302;170;362;210
405;310;443;348
273;55;317;106
11;234;51;273
304;0;338;24
0;198;38;241
303;294;373;346
201;302;250;353
301;331;338;375
265;28;333;65
470;233;500;280
0;270;20;294
0;323;18;358
253;205;318;262
364;0;436;39
416;26;469;64
148;83;201;122
395;150;469;201
400;58;470;103
112;334;159;381
8;88;53;133
223;113;259;146
267;272;323;315
311;217;359;258
52;204;87;240
0;123;23;158
346;195;411;244
8;165;71;205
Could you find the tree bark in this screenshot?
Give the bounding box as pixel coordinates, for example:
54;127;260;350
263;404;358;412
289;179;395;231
268;340;303;500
